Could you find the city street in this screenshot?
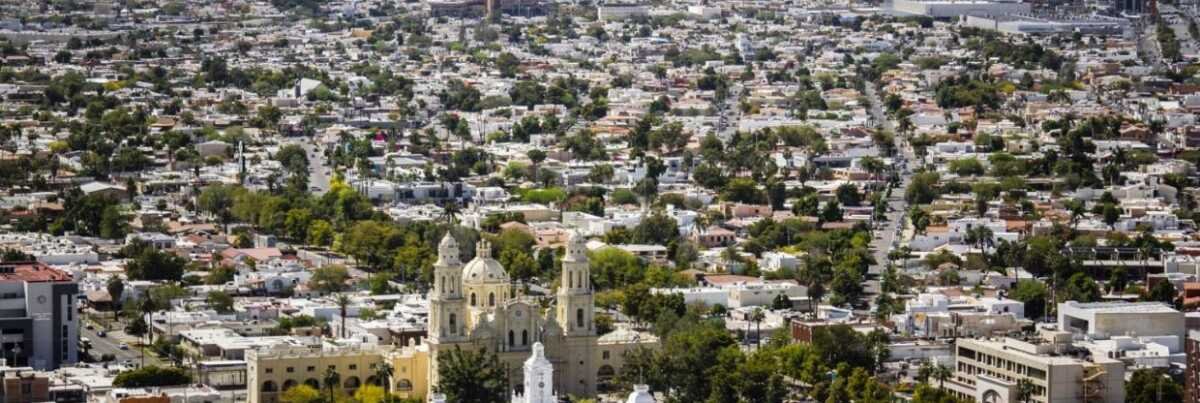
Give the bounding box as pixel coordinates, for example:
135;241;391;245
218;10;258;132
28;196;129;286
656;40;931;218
81;318;161;367
292;140;332;195
864;84;915;282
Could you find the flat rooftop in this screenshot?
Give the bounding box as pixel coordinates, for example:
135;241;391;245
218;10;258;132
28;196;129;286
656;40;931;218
1063;301;1179;314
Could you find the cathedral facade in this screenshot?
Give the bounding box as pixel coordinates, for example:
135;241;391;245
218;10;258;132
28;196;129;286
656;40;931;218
389;231;658;400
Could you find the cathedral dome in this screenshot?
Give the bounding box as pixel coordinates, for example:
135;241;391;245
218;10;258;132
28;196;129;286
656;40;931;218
463;238;509;284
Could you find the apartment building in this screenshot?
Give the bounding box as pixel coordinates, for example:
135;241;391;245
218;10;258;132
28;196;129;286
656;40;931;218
946;331;1125;403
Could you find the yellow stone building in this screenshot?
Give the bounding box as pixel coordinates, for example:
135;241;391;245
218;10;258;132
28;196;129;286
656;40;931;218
247;232;657;403
247;345;385;403
390;232;657;400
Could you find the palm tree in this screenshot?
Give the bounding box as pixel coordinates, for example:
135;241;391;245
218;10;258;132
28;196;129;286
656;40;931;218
1065;199;1085;230
441;201;461;225
323;366;341;402
797;255;830;314
933;364;952;391
750;307;765;348
916;362;933;384
375;361;394;394
139;298;157;367
1015;378;1035;403
335;294;351;339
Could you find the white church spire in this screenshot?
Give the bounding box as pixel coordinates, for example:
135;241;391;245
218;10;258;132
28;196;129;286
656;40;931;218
513;342;555;403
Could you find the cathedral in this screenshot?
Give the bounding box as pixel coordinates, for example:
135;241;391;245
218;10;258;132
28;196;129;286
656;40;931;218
387;231;659;400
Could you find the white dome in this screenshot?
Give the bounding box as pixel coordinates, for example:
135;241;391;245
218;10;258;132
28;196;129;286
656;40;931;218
463;238;508;284
463;256;509;284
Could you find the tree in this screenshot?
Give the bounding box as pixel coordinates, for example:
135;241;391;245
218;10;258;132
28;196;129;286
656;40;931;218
750;307;765;346
1126;369;1183;403
112;366;191;387
435;346;507;403
526;149;546;178
835;183;862;206
820;200;843;223
197;184;240;226
1145;281;1178;305
829;266;864;306
909;207;931;235
99;205;126;239
771;293;791;310
125;316;148;338
341;220;399;270
631;211;679;246
335;293;352;338
1015;379;1036;403
1102;203;1121;230
1062;272;1101;302
374;361;394;394
280;384;322;403
206;291;234;313
354;384;388;403
933;363;951;390
905;172;940;204
106;277;125;312
309;265;350;294
124;246;188;281
307;219;334;246
323;366;341;403
1010;280;1048;320
496;52;521;78
721;178;765;204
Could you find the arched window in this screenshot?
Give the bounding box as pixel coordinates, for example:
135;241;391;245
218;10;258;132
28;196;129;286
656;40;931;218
449;314;457;334
508;330;515;346
439;276;445;292
262;381;277;392
489;292;495;306
282;380;297;391
522;330;529;345
470;293;476;306
304;379;320;389
343;376;361;389
569;272;574;288
576;308;584;327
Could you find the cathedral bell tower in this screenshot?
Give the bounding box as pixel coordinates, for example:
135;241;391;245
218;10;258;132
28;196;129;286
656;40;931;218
556;231;594;336
430;233;467;343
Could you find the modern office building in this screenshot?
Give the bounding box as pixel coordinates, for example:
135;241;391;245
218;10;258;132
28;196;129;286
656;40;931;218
946;331;1125;403
1057;301;1184;340
0;262;78;370
891;0;1031;17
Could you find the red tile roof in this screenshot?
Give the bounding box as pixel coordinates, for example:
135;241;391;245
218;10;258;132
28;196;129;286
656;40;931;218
0;262;72;283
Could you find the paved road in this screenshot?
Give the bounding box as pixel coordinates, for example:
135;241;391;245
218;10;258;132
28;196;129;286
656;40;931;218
82;324;160;366
1140;18;1167;66
716;83;743;140
864;85;915;281
293;140;331;195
